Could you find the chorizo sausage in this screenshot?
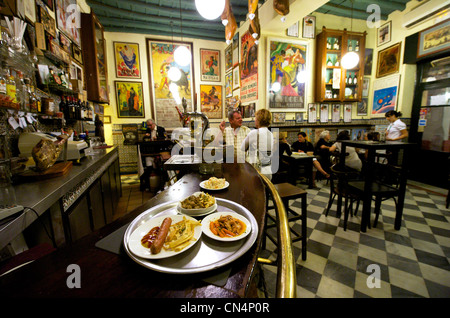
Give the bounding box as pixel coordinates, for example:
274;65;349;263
150;217;172;254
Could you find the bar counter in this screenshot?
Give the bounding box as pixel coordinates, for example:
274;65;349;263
0;163;267;298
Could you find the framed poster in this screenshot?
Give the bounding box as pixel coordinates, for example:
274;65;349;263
362;77;370;97
147;39;195;128
372;74;400;117
114;42;141;79
55;0;81;47
302;16;316;39
376;42;401;78
272;112;286;124
417;19;450;58
357;98;368;116
364;48;373;75
72;44;83;64
267;37;308;109
59;33;71;53
307;103;317;123
240;31;258;103
115;81;145;118
377;21;391;47
200;49;220;82
343;104;352;122
332;104;341;123
320;103;329;123
225;72;233;97
232;33;239;67
39;5;56;37
295;112;303;123
24;0;37;23
200;84;222;119
232;66;240;90
225;45;233;73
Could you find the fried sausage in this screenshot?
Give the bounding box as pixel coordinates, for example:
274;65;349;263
150;217;172;254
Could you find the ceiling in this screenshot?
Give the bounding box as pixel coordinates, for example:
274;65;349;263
86;0;415;42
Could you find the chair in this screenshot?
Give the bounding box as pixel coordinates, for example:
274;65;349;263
263;182;307;261
325;164;361;231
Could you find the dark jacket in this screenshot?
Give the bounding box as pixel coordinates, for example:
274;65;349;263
145;126;166;140
291;140;314;153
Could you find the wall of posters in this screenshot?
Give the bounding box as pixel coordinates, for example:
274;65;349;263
200;84;222;119
147;39;194;128
115;81;145;118
240;31;258;103
267;38;308;109
114;42;141;78
200;49;220;82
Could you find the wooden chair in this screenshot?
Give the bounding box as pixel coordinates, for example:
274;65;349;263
264;182;307;261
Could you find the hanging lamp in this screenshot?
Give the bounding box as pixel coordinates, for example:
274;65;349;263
341;0;359;69
195;0;226;20
174;0;191;67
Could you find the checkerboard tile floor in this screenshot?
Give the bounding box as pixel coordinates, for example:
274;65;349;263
259;180;450;298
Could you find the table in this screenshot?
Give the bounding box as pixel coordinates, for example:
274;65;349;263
339;140;416;232
290;152;316;189
0;163;266;298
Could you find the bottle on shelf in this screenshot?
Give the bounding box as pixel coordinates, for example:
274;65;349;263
84;130;91;147
60;96;67;118
18;72;28;112
355;40;360;52
326;56;333;66
79;98;85;120
326;38;331;50
6;69;18;109
353;74;358;85
333;38;339;50
0;63;7;107
29;83;37;112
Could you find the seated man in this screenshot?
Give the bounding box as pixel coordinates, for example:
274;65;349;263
145;119;166;141
291;132;314;153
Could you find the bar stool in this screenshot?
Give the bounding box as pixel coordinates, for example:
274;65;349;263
264;182;307;261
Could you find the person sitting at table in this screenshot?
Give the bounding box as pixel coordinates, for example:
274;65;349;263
241;109;274;179
145;119;166;141
329;130;363;171
314;130;333;175
273;131;297;184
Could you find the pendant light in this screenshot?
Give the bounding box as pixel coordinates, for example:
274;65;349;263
195;0;226;20
341;0;359;69
174;0;191;67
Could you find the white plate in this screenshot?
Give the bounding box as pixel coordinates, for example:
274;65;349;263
199;180;230;191
128;215;202;259
177;192;217;216
201;212;252;242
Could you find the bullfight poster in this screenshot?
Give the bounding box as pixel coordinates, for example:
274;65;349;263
267;38;308;109
200;84;222;119
200;49;220;82
240;31;258;103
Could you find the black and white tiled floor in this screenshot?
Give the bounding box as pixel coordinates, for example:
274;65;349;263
259;180;450;298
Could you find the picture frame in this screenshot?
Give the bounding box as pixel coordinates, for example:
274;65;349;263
364;48;373;75
147;39;195;127
376;42;401;78
372;74;400;117
225;72;233;97
357;98;369;116
286;21;299;38
320;103;329;123
307;103;317;123
272;112;286;124
302;16;316;39
199;84;223;119
24;0;37;24
267;37;308;109
103;115;111;124
72;44;83;64
232;66;240;90
332;104;341;123
417;18;450;59
225;45;233;73
343;104;352;123
200;49;220;82
39;5;56;37
114;42;141;79
42;0;53;11
55;0;81;47
69;60;84;90
362;77;370;97
232;33;239;68
115;81;145;118
295;112;303;123
59;32;71;53
377;21;391;47
240;31;258;103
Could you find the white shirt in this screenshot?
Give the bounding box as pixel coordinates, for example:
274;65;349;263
386;119;406;140
242;127;274;176
333;142;362;171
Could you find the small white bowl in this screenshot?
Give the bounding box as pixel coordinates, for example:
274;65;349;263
177;192;217;216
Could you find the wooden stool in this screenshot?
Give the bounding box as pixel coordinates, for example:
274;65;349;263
264;183;307;261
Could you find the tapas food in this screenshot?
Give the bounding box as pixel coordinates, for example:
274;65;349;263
200;177;229;190
178;192;217;216
202;212;252;242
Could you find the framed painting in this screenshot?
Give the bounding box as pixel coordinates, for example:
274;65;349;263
39;5;56;37
147;39;195;128
417;18;450;59
72;44;83;64
232;66;240;90
225;45;233;73
103;115;111;124
358;98;369;116
114;42;141;79
240;31;258;103
377;21;391;47
376;42;401;78
272;112;286;124
295;112;303;123
225;72;233;97
115;81;145;118
55;0;81;47
232;33;239;68
59;33;71;53
267;37;308;109
372;74;400;117
200;49;220;82
24;0;37;24
200;84;222;119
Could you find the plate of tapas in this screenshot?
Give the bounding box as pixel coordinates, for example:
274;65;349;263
199;177;229;191
201;212;252;242
177;192;217;216
127;214;202;259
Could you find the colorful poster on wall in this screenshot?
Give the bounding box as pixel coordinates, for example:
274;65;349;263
240;31;258;103
371;74;400;117
115;81;145;118
267;38;308;109
225;72;233;97
200;84;222;119
114;42;141;78
147;39;195;128
200;49;220;82
55;0;81;47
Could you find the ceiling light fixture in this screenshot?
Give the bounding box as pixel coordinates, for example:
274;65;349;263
195;0;226;20
341;0;360;69
174;0;191;67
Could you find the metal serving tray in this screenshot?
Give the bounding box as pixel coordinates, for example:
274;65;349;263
123;198;258;274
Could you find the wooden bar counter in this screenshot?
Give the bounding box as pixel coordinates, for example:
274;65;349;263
0;163;267;298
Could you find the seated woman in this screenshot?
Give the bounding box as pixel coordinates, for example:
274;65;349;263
314;130;333;175
329;130;363;171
